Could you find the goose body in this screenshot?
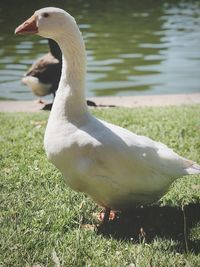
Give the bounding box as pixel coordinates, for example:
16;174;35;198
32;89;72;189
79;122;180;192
15;7;200;212
45;111;199;209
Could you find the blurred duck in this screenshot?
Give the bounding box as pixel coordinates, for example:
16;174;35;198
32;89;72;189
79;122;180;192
22;39;62;102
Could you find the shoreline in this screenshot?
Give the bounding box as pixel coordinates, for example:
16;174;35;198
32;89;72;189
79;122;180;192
0;93;200;112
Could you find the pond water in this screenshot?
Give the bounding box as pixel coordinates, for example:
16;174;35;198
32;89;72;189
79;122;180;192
0;0;200;100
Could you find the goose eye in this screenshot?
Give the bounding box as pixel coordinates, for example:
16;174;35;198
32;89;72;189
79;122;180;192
43;13;49;18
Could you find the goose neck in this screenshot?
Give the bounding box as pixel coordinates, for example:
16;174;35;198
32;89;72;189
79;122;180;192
54;34;88;120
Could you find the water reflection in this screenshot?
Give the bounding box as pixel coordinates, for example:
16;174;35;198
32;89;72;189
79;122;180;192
0;0;200;100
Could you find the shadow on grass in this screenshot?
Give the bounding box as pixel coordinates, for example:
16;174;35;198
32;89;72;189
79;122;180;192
97;203;200;254
42;100;114;110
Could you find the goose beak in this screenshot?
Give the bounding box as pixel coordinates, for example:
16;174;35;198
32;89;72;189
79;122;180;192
15;15;38;35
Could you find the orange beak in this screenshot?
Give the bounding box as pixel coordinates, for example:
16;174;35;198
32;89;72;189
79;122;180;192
15;15;38;35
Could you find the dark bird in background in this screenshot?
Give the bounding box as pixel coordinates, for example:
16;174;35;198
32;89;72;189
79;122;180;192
22;39;62;103
22;39;96;107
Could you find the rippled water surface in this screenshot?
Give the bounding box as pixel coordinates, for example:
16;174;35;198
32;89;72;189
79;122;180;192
0;0;200;100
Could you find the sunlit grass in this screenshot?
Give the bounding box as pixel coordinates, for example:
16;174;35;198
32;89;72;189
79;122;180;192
0;105;200;266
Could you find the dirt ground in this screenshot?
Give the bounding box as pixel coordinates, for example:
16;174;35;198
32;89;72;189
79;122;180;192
0;93;200;112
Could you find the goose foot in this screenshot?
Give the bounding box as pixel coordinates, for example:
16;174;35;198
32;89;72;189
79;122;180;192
34;98;46;104
98;208;116;223
96;208;117;233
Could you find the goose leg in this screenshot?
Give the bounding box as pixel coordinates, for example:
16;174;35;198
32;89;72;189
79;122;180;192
102;207;111;225
38;98;45;104
97;208;111;233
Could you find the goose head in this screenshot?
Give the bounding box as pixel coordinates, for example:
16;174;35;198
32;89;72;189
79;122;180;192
15;7;78;41
15;7;86;79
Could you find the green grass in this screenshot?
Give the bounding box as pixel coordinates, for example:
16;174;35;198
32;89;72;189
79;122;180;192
0;105;200;266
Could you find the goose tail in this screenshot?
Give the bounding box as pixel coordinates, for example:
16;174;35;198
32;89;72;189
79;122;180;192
184;162;200;175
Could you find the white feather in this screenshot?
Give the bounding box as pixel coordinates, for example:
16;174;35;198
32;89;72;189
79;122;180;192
22;76;51;96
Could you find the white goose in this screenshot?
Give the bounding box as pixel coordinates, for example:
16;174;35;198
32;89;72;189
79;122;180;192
15;7;200;223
